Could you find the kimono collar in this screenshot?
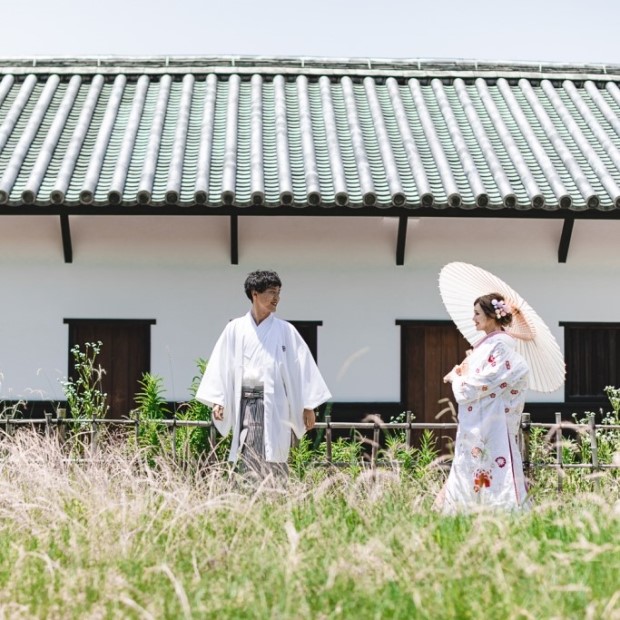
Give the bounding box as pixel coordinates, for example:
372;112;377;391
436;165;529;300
248;310;275;330
474;329;512;349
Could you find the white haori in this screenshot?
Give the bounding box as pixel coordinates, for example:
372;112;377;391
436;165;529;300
196;312;332;463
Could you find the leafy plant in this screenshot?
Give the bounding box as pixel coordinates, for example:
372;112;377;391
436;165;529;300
415;429;442;475
572;386;620;470
315;435;363;475
290;435;315;479
59;342;109;420
605;385;620;417
526;386;620;496
174;358;226;463
133;372;171;463
383;428;441;480
131;359;228;465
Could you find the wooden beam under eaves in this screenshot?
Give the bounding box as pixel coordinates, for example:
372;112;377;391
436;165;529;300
558;218;574;263
396;216;408;266
60;214;73;263
230;215;238;265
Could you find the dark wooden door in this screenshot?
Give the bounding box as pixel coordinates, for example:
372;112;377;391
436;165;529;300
562;323;620;401
400;321;470;451
65;319;154;418
288;320;322;362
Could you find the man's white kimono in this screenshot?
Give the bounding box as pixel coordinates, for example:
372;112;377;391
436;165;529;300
196;312;332;463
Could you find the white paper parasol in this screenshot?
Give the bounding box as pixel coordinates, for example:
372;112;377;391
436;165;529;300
439;262;565;392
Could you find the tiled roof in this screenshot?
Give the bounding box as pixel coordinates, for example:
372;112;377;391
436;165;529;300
2;56;620;211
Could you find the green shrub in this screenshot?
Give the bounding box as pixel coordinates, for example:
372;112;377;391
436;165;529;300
174;358;229;463
527;385;620;496
131;359;230;466
59;341;109;420
133;372;171;464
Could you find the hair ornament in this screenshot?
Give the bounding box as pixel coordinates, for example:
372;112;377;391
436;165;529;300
491;298;512;320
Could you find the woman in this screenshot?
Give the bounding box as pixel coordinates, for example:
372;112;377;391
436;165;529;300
440;293;530;514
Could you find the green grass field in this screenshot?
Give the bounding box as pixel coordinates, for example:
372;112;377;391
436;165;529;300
0;431;618;619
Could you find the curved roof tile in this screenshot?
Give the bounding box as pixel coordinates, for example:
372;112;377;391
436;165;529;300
1;57;620;210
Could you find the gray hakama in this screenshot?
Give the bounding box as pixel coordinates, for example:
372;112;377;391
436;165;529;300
238;386;289;481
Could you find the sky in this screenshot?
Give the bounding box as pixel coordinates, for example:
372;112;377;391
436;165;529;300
3;0;620;66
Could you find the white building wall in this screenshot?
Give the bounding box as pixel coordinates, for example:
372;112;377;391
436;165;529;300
1;214;618;405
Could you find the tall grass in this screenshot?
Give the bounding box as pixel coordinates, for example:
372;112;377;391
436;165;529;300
0;430;618;619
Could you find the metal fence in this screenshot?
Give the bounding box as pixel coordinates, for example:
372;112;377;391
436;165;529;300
1;410;619;486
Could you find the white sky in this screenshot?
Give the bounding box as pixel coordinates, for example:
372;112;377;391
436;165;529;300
3;0;620;65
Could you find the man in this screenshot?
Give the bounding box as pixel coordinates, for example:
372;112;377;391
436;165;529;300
196;270;331;479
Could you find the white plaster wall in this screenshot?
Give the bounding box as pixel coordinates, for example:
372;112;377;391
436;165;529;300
0;214;618;405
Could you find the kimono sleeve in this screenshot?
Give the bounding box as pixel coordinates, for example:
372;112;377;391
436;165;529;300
195;323;234;436
451;339;528;405
283;325;332;438
292;328;332;411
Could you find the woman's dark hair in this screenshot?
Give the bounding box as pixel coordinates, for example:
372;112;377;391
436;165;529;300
244;270;282;301
474;292;513;327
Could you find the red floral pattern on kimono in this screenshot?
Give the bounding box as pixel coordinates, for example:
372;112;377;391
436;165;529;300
440;332;530;515
473;469;492;492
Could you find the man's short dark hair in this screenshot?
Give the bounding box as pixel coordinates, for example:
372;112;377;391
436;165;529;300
244;270;282;301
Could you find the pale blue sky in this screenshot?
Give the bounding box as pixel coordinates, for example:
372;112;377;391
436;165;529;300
4;0;620;65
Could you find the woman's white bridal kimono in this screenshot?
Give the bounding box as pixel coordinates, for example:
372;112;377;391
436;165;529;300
442;331;530;514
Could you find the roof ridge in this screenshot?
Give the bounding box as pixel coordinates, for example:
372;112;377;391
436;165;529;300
0;55;616;76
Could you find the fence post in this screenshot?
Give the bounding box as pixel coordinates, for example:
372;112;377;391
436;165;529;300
4;410;14;437
521;412;531;478
44;412;53;437
555;411;563;493
588;412;599;488
405;410;412;449
371;420;380;469
325;413;332;465
91;417;98;457
134;408;140;444
172;416;177;465
57;408;67;442
209;422;217;464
